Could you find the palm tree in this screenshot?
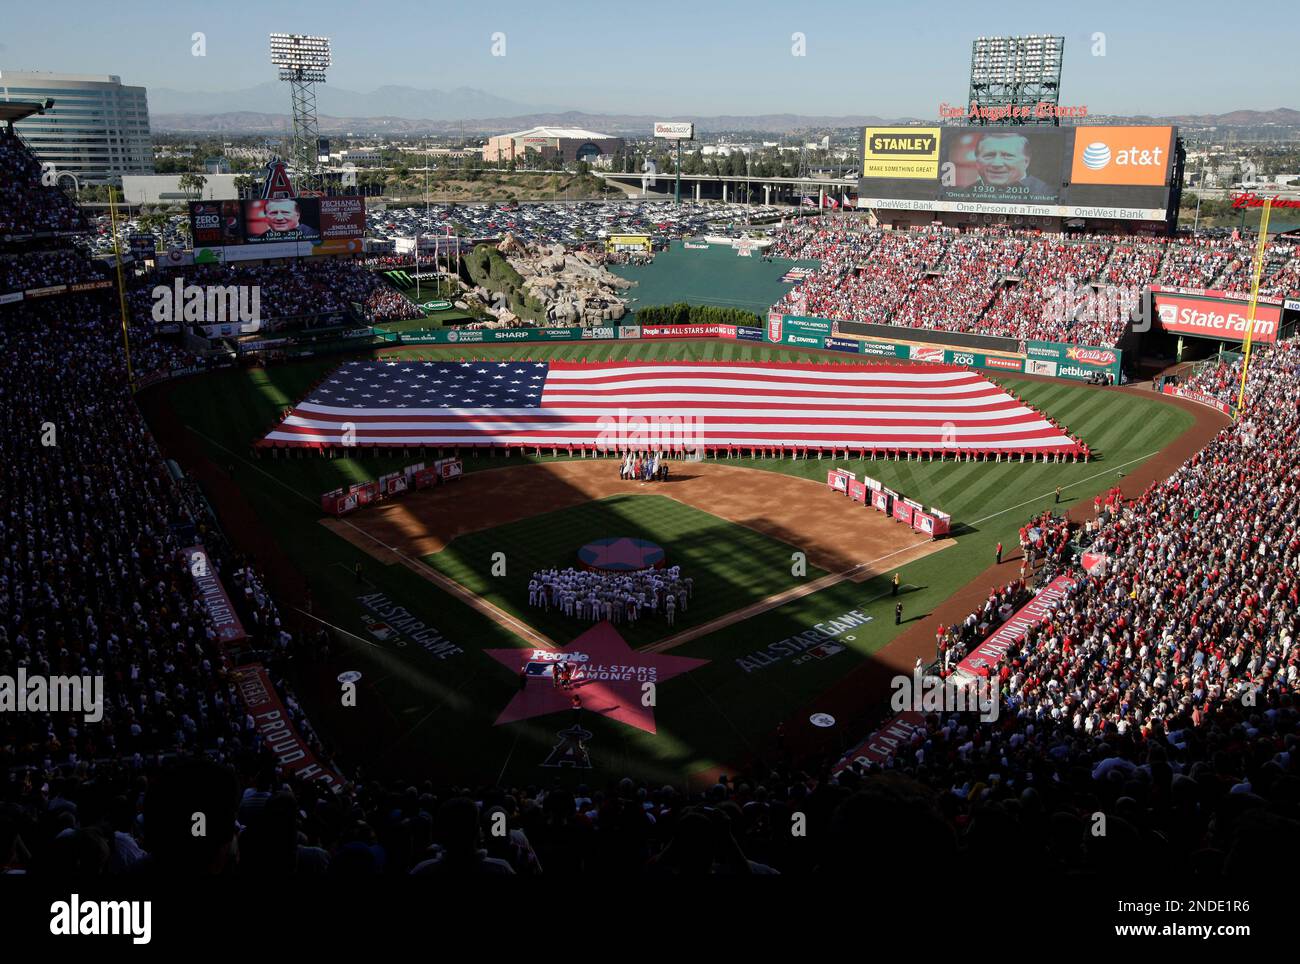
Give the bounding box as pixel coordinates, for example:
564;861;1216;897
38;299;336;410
177;172;208;200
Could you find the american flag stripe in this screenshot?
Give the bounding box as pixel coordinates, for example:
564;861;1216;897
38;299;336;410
259;360;1082;453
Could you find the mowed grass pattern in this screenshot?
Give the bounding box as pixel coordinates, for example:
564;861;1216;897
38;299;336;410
186;341;1189;537
428;494;827;649
152;339;1196;782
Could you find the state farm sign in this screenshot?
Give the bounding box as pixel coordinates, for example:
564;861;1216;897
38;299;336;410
1152;289;1280;344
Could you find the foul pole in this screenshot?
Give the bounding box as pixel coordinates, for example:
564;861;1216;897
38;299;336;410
1235;197;1272;414
108;186;136;392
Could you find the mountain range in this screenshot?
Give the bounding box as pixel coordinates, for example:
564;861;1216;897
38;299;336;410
146;83;1300;136
146;82;561;123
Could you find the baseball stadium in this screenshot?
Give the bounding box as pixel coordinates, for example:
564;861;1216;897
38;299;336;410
1;13;1298;926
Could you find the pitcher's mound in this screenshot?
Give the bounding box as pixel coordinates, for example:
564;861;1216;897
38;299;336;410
577;537;666;572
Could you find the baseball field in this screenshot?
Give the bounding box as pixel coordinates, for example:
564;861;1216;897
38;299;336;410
140;337;1214;787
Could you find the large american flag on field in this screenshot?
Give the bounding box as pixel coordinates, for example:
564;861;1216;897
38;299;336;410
259;359;1082;454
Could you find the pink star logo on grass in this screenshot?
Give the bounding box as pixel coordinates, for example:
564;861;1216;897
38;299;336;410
488;622;707;734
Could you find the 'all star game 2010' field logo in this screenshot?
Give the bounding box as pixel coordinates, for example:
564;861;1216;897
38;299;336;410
488;623;707;734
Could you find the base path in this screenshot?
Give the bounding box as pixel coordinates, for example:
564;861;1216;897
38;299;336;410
328;457;945;593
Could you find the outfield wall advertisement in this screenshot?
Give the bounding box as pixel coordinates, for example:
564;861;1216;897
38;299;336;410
390;321;1120;385
1150;286;1283;345
765;316;1123;383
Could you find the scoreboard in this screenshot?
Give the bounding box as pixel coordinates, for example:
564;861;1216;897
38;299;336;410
858;125;1176;221
189;196;366;261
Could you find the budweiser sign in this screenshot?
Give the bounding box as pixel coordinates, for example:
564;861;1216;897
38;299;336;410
1231;192;1300;210
1065;346;1118;367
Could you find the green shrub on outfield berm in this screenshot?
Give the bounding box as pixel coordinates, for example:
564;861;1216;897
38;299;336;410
635;303;762;328
464;243;546;323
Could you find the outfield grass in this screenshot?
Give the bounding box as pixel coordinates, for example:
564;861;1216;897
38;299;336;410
428;493;828;650
152;340;1195;783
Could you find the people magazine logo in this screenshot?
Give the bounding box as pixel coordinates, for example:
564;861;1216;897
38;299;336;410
1069;126;1171;185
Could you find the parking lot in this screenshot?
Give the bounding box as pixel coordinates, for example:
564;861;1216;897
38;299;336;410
368;200;784;248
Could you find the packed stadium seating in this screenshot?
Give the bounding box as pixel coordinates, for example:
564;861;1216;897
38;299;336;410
125;259;421;328
0;128;89;237
889;335;1300;876
768;217;1300;347
2;129;1298;876
0;249;106;293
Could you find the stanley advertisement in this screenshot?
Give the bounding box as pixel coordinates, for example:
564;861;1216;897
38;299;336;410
861;127;941;179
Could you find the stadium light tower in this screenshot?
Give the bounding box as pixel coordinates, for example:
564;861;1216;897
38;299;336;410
967;35;1064;126
270;33;331;189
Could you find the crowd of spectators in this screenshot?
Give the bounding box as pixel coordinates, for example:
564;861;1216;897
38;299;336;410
774;227;950;325
0;228;343;872
125;259;420;328
2;132;1298;876
934;579;1033;674
1157;236;1243;289
893;233;1027;331
766;218;881;265
767;217;1300;347
0;129;88;237
364;286;424;322
856;333;1300;877
1019;509;1077;574
0;249;106;293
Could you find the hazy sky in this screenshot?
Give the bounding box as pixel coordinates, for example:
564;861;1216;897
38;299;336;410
3;0;1296;116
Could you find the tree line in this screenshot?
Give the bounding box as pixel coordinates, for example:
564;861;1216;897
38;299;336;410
635;303;762;327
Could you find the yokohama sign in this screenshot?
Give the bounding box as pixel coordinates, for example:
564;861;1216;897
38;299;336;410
1151;288;1280;344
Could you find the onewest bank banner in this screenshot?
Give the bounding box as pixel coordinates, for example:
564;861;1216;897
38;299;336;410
1150;286;1282;344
